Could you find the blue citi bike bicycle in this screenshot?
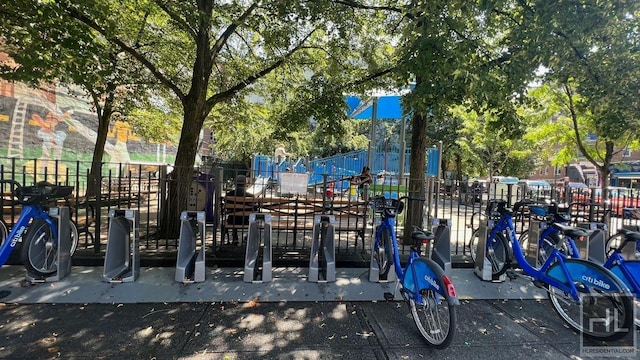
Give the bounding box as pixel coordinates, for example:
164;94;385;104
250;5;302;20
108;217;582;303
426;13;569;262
474;199;634;341
371;195;459;348
603;229;640;327
0;180;78;277
515;201;640;328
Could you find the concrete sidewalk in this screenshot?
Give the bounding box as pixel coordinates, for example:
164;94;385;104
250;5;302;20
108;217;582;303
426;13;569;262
0;266;547;304
1;266;637;359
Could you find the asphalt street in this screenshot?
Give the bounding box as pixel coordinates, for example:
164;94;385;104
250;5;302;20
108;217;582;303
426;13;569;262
0;266;638;359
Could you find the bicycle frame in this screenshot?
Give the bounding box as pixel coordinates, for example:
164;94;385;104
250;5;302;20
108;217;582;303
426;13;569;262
605;250;640;296
540;225;640;299
374;213;410;282
488;212;614;302
373;207;457;304
0;204;58;267
535;224;580;258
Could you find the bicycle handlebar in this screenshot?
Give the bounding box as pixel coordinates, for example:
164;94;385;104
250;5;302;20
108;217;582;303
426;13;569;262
370;195;425;215
1;180;73;205
0;179;22;189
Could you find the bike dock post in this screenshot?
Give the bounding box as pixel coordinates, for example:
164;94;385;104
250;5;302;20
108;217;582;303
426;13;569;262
308;215;336;283
175;211;206;283
431;218;452;276
622;224;640;259
243;213;272;283
576;222;607;264
26;207;72;283
527;219;546;267
473;219;506;282
103;209;140;283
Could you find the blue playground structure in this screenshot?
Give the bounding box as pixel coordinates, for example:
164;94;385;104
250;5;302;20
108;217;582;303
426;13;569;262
251;147;439;192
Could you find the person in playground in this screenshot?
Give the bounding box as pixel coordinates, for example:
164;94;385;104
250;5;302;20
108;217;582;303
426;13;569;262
274;143;291;164
348;176;359;201
357;166;372;200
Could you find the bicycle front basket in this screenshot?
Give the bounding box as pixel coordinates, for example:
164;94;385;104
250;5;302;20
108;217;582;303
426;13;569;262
51;186;74;199
16;185;46;205
529;205;547;216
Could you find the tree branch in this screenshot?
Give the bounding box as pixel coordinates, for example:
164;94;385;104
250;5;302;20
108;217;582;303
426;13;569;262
210;2;259;65
56;0;186;101
154;0;197;39
553;30;600;84
564;84;599;167
205;29;315;111
331;0;404;14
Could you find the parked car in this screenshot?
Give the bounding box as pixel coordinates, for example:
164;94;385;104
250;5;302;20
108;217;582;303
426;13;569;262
518;179;552;200
556;182;591;203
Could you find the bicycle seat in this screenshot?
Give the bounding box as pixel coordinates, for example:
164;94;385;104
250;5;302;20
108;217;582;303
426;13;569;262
618;228;640;243
552;223;590;239
411;228;435;242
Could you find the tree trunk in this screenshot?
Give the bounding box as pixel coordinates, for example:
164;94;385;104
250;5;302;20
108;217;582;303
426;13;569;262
86;112;110;198
160;98;207;239
86;89;115;199
403;110;429;245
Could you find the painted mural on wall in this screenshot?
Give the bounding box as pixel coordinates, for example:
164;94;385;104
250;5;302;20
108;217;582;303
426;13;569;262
0;80;176;176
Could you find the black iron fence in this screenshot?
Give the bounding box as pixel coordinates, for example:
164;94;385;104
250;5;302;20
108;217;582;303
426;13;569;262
2;157;640;266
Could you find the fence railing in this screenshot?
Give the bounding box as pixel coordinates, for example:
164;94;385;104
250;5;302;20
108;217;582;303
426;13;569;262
2;157;640;266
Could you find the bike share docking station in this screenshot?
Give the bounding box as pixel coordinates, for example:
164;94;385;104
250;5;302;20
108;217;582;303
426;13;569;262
26;207;72;283
243;213;273;283
175;211;206;283
524;219;546;267
621;224;640;259
308;215;336;283
474;219;507;282
430;218;452;277
369;217;452;283
103;209;140;283
576;222;607;265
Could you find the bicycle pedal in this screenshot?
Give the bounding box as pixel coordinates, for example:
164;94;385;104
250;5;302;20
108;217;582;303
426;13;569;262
383;292;394;301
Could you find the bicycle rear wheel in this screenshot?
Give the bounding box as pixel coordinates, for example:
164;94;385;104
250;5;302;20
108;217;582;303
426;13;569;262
375;228;393;277
407;258;457;348
547;258;634;341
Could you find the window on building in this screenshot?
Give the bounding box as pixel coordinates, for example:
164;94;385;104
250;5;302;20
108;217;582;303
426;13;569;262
623;147;631;158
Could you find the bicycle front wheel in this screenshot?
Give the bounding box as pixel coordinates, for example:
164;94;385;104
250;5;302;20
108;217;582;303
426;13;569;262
547;258;634;341
69;220;79;256
470;229;510;276
0;219;8;247
375;228;393;277
21;219;59;276
605;233;625;255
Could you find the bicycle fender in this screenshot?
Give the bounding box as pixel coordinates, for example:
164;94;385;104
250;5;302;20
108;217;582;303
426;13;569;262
608;261;640;292
546;258;632;294
403;257;460;306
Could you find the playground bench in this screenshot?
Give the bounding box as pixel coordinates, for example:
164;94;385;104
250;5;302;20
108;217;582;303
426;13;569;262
101;177;158;203
221;196;369;247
